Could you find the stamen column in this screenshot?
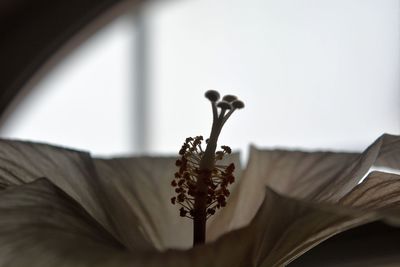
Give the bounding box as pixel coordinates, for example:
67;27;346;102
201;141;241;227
193;90;244;246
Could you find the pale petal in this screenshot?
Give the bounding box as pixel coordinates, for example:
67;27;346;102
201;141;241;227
272;171;400;266
93;154;242;249
1;178;398;267
339;171;400;224
225;146;357;232
0;178;137;267
229;134;400;230
176;187;397;267
243;188;377;266
0;177;225;267
245;147;357;199
2;138;398;266
111;187;378;267
318;134;400;202
94;156;184;250
0;140;113;234
288;171;400;266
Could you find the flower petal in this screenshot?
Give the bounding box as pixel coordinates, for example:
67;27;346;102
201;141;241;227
246;147;357;199
172;187;397;267
318;134;400;202
241;188;378;266
339;171;400;224
229;134;400;230
0;140;112;231
0;178;137;267
93;154;242;249
256;171;400;266
0;140;161;250
1;178;398;267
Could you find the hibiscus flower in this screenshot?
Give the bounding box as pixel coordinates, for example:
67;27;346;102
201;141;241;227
0;92;399;266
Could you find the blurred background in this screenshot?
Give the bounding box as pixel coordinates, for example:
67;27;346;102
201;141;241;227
0;0;399;161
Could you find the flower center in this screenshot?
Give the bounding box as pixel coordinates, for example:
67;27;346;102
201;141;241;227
170;90;244;246
171;136;235;219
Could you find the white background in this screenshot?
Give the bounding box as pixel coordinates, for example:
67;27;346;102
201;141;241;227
1;0;399;161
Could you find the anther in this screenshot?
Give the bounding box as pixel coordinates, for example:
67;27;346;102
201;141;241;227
222;95;237;103
221;145;232;154
205;90;220;102
232;100;245;109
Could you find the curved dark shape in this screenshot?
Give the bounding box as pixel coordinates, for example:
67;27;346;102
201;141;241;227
0;0;144;120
